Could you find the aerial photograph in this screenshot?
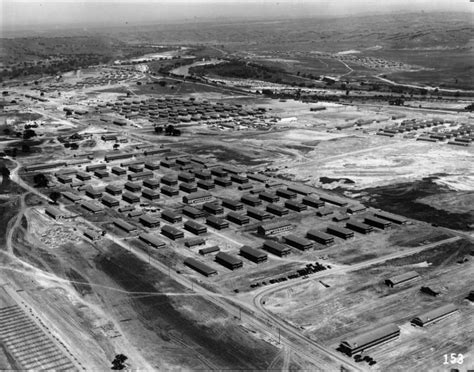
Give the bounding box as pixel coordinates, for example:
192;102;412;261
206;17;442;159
0;0;473;370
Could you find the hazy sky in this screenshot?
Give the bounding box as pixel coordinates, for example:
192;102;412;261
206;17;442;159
1;0;472;31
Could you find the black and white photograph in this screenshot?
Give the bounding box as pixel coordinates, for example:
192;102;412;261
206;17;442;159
0;0;473;370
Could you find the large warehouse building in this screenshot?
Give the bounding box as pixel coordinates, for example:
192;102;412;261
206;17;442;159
411;304;458;327
338;323;400;356
215;252;243;270
184;258;217;277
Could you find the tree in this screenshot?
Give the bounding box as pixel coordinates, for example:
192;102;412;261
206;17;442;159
23;129;37;140
165;124;175;135
0;166;10;185
22;143;31;153
3;128;11;135
33;173;48;187
158;80;167;87
49;191;61;204
111;354;128;370
154;126;163;134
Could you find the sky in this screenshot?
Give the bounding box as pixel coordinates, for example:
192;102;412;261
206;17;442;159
1;0;472;32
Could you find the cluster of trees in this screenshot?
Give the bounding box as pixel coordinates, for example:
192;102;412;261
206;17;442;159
1;54;110;79
155;124;181;136
111;354;128;370
189;60;286;82
33;173;49;187
0;166;10;185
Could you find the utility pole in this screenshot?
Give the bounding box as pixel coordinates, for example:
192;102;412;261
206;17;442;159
278;328;281;344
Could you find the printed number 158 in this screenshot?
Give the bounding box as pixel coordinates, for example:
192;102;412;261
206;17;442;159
443;353;464;365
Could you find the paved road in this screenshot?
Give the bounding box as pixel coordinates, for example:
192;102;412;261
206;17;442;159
374;74;474;94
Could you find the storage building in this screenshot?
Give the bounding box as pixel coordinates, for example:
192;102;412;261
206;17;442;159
124;181;141;192
241;194;262;207
206;215;229;230
199;246;220;255
226;211;250;225
161;175;178;186
258;221;294;236
45;206;64;220
283;234;313;251
161;225;184;240
364;216;392;229
230;174;249;184
62;191;82;203
25;162;67;172
184;220;207;235
139;215;160;228
111;166;127;176
266;204;289;216
287;185;311;196
57;175;73;184
101;194;120;208
128;170;154;181
86;163;107;172
238;184;253;191
85;187;102;199
385;271;420;287
142;189;160;200
185;237;206;247
178;172;196;183
284;200;307;212
143;179;160;190
338;323;400;356
374;212;408;225
184;258;217;277
222;198;244;211
197;179;215;190
113;218;137;233
319;195;348;207
180;182;198;193
183;205;205;219
139;233;166;248
327;225;354;239
105;184;122;196
263;240;291;257
411;304;458;327
81;201;104;214
161;185;179;197
104;152;133;162
160;159;175;168
144;161;160;170
215;252;243;270
247;173;268;183
306;230;334;245
347;205;367;214
161;210;182;223
239;245;268;263
214;177;232;187
247;207;272;221
276;188;297;199
195;170;212;180
346;220;373;234
122;191;140;204
211;168;228;178
76;172;92;181
259;192;280;203
83;229;102;241
128;164;144;173
203;202;223;215
183;191;213;205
